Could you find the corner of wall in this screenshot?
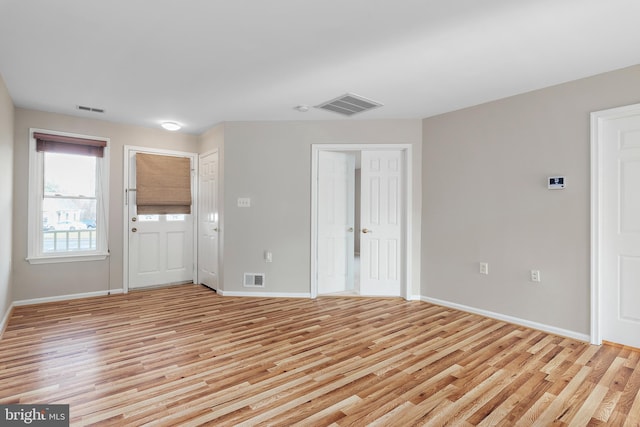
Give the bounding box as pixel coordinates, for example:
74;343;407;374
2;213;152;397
0;72;15;334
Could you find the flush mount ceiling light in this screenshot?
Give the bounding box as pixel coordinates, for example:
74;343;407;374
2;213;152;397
161;121;181;131
315;93;383;116
294;105;310;112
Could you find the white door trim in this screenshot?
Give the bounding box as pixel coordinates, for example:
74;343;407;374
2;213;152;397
311;144;412;300
122;145;199;293
590;102;640;345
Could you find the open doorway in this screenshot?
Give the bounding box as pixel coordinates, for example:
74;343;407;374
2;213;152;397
315;151;361;296
311;144;410;299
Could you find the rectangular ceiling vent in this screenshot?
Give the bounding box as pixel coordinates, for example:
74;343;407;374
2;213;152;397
77;105;105;114
314;93;382;117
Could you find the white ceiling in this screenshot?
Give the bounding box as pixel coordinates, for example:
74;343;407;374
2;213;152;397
1;0;639;134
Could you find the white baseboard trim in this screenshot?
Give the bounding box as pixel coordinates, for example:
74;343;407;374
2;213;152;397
218;290;311;298
13;288;125;307
421;296;591;343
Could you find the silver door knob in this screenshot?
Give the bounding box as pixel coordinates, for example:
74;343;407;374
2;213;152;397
347;227;354;232
362;228;371;234
131;228;138;233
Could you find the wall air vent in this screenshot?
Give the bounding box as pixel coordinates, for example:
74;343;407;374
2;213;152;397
244;273;265;288
76;105;105;114
314;93;383;117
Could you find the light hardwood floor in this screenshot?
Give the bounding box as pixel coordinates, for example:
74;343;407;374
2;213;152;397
1;284;639;426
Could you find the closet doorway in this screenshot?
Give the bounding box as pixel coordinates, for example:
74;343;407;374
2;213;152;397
311;144;412;299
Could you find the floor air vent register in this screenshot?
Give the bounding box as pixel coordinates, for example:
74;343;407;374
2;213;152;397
244;273;265;288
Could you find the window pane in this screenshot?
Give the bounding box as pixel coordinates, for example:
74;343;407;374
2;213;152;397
44;152;96;197
166;214;186;221
43;229;97;252
42;197;97;253
138;215;159;222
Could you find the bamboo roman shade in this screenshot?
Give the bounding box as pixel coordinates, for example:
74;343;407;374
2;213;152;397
136;153;192;214
34;132;107;157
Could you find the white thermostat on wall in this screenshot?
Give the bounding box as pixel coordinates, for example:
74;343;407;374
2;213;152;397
547;176;566;190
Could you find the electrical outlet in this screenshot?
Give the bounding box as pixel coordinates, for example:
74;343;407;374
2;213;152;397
479;262;489;275
530;270;541;282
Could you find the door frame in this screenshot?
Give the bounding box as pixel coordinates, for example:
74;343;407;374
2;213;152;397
122;145;199;293
311;144;413;299
590;102;640;345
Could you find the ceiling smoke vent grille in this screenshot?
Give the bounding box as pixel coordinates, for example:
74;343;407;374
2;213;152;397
314;93;383;116
77;105;105;114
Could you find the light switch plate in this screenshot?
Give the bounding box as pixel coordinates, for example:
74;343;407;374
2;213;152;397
479;262;489;275
237;197;251;207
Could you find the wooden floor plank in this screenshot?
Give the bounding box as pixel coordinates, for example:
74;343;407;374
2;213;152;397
0;284;639;426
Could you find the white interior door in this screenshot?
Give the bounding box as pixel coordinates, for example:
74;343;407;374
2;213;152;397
600;110;640;348
317;151;355;294
360;150;402;296
198;151;219;290
127;150;194;289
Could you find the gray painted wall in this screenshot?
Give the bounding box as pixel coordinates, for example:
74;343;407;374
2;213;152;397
0;74;14;328
218;120;422;296
422;64;640;335
12;109;199;301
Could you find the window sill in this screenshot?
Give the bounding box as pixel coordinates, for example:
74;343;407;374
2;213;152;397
26;252;109;265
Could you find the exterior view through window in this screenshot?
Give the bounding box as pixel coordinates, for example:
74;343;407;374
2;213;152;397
42;152;98;252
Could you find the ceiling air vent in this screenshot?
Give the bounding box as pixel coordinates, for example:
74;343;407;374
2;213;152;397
77;105;105;114
314;93;383;117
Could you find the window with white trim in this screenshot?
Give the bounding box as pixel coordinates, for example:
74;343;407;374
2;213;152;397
27;129;110;264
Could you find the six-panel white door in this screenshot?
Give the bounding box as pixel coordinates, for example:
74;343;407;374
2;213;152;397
128;151;194;289
360;150;402;296
317;151;356;294
198;151;219;290
601;112;640;348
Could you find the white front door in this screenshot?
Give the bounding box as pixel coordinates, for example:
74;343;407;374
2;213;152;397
198;151;219;290
360;150;402;296
127;149;195;289
599;109;640;348
317;151;355;294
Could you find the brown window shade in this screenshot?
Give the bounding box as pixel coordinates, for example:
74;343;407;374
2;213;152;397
34;132;107;157
136;153;192;214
